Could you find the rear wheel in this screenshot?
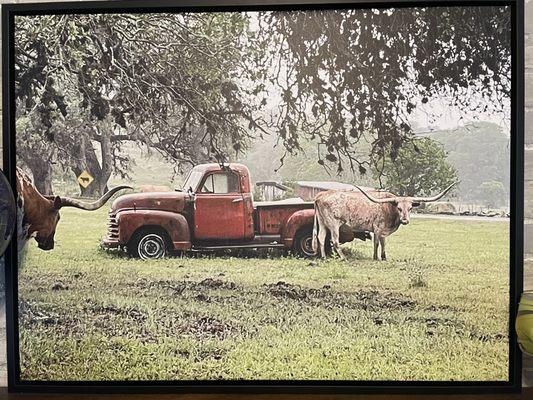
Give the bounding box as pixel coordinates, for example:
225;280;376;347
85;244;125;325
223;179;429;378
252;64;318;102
128;229;169;259
293;227;317;258
293;227;333;258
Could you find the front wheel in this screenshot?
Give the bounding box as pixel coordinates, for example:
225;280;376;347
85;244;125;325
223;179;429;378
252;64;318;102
128;230;168;259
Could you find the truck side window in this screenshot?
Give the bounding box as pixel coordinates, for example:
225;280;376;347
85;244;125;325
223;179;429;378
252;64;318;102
200;172;240;194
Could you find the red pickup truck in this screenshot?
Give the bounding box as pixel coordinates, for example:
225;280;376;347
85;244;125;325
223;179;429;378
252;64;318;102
102;163;358;259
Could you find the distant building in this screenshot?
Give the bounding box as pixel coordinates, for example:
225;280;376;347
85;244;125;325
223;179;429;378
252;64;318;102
294;181;378;201
295;181;352;201
255;181;291;201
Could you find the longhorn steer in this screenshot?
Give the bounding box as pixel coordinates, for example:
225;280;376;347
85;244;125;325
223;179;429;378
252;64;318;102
16;167;131;250
312;183;457;260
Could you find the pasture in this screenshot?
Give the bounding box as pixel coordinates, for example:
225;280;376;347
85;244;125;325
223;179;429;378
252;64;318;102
17;208;510;381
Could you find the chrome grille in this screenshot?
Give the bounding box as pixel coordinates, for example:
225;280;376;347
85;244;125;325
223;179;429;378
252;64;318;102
106;211;119;240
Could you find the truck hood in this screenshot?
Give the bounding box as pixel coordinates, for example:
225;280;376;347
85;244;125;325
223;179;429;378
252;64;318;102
111;191;190;213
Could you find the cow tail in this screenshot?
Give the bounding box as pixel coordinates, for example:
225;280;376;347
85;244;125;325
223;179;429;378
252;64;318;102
312;202;319;255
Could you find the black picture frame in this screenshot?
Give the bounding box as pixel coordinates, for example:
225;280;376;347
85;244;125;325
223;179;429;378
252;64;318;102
1;0;524;394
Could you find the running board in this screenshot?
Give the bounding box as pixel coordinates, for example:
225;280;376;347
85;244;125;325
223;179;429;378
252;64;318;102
193;243;286;251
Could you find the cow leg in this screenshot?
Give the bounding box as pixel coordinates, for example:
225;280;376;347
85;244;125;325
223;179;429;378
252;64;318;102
373;233;379;261
330;223;345;260
315;208;328;258
379;236;386;261
318;224;328;258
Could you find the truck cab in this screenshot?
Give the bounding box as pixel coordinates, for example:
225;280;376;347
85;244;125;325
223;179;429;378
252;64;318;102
103;163;355;259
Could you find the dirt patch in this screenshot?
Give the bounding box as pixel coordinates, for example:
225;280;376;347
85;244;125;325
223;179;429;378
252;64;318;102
264;281;416;311
175;348;225;361
194;294;211;302
144;279;188;295
131;277;237;296
180;316;235;340
19;299;72;328
425;304;461;312
404;315;504;342
51;282;69;291
195;278;236;290
355;289;415;310
86;303;146;323
265;281;308;300
407;316;464;329
469;332;507;343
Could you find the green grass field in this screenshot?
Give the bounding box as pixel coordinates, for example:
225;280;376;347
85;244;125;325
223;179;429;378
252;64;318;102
17;208;510;382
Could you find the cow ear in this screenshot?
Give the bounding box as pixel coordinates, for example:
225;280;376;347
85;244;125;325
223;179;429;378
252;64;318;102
53;196;62;210
412;202;421;207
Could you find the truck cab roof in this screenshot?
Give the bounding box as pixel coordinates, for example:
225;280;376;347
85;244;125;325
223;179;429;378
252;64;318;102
183;163;252;194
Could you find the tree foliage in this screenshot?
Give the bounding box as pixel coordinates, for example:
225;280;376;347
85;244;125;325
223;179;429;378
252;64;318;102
14;7;511;195
255;6;511;174
15;13;260;194
476;181;507;208
372;137;458;196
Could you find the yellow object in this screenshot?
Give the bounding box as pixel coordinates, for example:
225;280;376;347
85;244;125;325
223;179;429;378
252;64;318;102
77;170;94;188
516;292;533;356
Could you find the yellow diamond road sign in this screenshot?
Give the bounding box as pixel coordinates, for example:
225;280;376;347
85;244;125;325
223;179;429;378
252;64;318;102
77;170;94;188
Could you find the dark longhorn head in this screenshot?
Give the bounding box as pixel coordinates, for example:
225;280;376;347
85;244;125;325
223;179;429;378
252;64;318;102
354;183;458;225
36;185;132;250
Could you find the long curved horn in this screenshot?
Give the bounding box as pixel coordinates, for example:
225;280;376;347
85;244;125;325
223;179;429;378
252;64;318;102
354;186;397;204
412;182;459;203
59;185;132;210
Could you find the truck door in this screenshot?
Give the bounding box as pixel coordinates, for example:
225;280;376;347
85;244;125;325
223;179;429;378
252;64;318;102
194;171;246;240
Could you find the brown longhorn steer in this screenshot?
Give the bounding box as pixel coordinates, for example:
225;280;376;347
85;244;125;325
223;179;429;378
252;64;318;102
312;183;457;260
16;167;131;250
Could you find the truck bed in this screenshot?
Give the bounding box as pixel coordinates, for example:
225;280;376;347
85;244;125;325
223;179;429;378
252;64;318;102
253;198;314;235
254;197;313;208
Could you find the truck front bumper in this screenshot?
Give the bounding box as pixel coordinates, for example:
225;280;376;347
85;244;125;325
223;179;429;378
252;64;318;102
102;236;121;249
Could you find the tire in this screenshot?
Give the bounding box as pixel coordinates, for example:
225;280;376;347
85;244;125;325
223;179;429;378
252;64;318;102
293;227;333;258
128;229;169;259
293;227;318;258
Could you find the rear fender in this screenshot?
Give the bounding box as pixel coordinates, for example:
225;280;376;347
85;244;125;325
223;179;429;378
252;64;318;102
281;209;314;247
281;209;356;247
117;210;191;250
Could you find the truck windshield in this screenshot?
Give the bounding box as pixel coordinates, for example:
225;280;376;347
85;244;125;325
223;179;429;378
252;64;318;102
182;170;203;192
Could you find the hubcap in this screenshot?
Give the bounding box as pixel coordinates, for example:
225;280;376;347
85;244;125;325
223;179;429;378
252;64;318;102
138;234;165;259
300;235;315;256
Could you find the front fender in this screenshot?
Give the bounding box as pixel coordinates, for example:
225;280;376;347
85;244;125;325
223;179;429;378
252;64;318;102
281;209;315;247
117;210;191;250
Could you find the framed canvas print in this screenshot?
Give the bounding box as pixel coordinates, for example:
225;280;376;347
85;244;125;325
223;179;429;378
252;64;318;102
1;0;524;394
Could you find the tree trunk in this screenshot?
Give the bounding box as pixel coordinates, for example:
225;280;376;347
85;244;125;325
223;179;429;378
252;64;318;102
26;158;53;195
70;131;110;198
